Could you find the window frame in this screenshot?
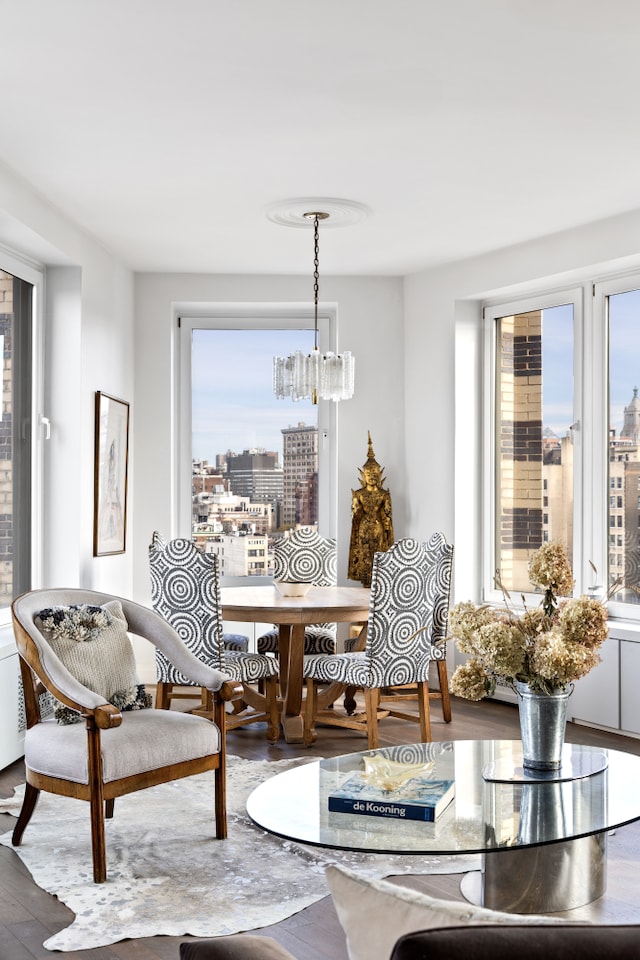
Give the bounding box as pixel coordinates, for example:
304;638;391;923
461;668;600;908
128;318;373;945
594;274;640;620
482;287;584;607
0;245;44;624
175;302;339;556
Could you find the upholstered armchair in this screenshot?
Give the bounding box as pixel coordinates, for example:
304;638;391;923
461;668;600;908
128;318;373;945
11;587;236;883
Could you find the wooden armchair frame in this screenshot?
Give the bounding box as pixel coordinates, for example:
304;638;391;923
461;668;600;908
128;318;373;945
11;588;239;883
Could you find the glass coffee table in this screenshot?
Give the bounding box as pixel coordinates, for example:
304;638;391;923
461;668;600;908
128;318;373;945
246;739;640;914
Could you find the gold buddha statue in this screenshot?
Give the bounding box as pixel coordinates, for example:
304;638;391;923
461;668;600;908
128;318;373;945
348;433;394;587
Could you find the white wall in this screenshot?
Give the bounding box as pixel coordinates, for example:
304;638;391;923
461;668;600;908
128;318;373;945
404;205;640;603
0;160;135;597
132;272;404;603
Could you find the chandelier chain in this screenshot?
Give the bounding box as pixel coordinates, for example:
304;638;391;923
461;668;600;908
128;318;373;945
313;214;319;349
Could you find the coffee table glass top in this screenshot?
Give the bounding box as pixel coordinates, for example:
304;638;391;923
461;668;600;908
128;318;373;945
246;740;640;856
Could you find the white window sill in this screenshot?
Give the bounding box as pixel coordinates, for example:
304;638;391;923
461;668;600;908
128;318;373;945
608;618;640;643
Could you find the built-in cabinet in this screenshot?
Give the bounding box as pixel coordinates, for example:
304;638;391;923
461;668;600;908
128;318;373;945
620;638;640;734
569;634;620;730
560;631;640;737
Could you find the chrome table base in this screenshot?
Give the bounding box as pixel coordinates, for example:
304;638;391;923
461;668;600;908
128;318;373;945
460;832;607;913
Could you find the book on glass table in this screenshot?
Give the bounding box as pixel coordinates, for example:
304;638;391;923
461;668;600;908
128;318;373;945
327;773;455;822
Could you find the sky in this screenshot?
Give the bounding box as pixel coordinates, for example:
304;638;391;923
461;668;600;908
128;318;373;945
191;293;640;464
191;328;318;462
543;293;640;438
609;288;640;434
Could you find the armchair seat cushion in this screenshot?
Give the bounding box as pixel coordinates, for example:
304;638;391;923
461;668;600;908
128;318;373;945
24;710;220;784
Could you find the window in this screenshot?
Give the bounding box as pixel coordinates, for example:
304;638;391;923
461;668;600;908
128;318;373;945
177;307;338;581
484;277;640;619
0;256;43;620
606;283;640;605
485;294;576;598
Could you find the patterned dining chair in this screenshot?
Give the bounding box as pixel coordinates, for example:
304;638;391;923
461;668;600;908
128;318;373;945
151;531;249;652
302;533;454;749
149;532;280;742
257;527;338;656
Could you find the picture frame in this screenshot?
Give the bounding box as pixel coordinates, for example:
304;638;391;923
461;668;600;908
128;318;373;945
93;391;130;556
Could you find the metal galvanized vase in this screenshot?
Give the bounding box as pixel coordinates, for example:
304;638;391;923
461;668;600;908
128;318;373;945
515;681;572;771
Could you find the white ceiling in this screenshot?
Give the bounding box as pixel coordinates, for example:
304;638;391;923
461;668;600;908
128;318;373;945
3;0;640;276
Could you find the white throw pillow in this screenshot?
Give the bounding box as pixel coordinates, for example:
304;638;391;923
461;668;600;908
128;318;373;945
325;864;569;960
35;600;151;722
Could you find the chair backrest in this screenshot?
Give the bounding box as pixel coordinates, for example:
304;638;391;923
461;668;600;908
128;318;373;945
149;533;225;681
365;534;454;678
274;527;337;586
12;586;227;728
13;588;122;729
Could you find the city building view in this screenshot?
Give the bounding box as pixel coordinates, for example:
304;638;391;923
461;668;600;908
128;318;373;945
191;421;318;577
189;326;319;578
497;301;640;603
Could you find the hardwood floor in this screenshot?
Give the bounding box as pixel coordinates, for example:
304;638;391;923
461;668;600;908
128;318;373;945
2;695;640;960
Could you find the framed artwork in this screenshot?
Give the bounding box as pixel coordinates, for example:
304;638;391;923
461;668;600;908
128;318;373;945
93;391;130;556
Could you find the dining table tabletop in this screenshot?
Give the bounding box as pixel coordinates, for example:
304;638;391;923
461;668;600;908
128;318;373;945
220;584;371;742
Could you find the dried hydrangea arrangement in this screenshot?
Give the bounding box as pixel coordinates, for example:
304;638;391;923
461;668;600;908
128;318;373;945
449;542;610;700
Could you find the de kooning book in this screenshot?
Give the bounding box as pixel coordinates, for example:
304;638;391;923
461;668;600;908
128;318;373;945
328;772;455;822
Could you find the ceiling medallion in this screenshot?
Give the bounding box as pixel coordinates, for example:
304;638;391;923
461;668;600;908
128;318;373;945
265;197;369;229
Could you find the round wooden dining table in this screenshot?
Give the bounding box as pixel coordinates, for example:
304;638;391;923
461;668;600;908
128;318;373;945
220;584;371;743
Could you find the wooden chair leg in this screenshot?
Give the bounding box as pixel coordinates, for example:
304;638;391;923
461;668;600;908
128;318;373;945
87;725;107;883
343;625;367;715
213;695;228;839
437;659;452;722
12;782;40;846
365;688;380;750
303;678;319;746
416;680;432;742
105;798;115;819
264;675;281;744
343;685;358;715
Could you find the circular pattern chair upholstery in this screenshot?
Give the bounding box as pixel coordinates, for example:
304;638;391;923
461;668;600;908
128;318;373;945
149;532;280;741
257;527;338;656
302;533;454;749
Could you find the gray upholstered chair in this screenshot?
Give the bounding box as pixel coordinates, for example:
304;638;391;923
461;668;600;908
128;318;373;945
257;527;338;656
149;533;280;741
11;587;235;884
302;534;454;749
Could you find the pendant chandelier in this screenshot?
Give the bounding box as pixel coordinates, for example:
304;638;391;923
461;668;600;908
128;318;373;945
273;211;355;404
